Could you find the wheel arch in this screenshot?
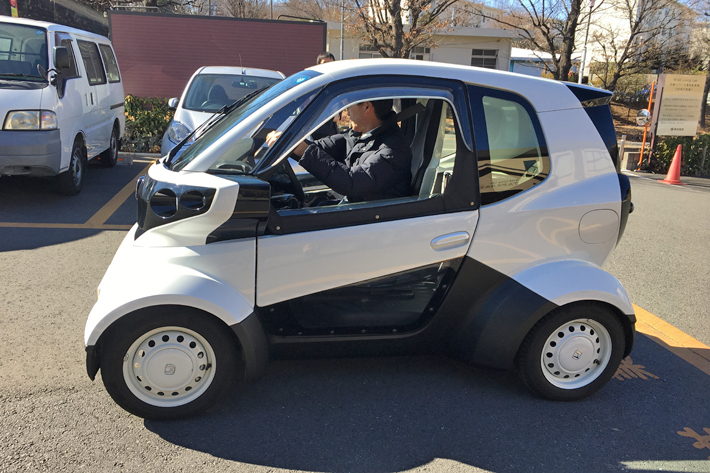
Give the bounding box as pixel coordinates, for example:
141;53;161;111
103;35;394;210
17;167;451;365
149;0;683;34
86;303;269;383
444;258;635;369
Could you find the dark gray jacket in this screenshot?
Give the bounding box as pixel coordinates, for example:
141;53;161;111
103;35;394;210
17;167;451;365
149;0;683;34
298;120;412;203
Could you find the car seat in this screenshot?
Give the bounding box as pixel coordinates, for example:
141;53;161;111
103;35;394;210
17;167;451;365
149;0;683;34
201;84;229;109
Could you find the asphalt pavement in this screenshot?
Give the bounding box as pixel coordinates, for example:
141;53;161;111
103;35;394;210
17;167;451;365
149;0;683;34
1;159;709;472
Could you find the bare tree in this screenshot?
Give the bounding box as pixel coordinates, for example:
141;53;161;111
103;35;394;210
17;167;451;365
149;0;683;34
219;0;270;18
588;0;698;91
349;0;459;58
695;8;710;127
463;0;594;80
279;0;346;21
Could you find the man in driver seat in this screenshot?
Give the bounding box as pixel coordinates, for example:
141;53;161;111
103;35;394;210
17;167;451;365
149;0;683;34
273;99;413;203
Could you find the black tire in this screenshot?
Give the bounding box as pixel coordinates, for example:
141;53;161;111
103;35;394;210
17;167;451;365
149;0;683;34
516;302;625;401
99;124;120;168
55;140;86;196
100;308;239;420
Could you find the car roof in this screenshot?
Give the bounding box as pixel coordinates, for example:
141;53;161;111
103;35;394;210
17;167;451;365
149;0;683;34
0;16;111;42
197;66;285;80
308;59;581;112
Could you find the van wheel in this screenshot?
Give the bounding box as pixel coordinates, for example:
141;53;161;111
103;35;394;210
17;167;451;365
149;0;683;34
516;303;625;401
100;124;120;168
56;141;86;196
100;309;239;420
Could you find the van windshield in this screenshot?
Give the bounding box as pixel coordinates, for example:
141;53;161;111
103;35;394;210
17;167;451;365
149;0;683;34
183;73;283;113
0;24;48;82
169;70;322;172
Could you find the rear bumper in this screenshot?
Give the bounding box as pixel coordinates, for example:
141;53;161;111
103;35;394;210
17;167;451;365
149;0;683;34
0;129;62;176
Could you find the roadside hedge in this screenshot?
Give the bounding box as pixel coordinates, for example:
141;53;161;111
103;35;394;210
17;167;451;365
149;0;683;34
654;134;710;177
122;95;174;153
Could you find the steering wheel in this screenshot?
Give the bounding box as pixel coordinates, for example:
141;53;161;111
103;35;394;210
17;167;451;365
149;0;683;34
281;159;306;202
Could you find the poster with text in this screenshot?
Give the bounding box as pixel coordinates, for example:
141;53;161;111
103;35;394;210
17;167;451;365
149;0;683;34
656;75;705;136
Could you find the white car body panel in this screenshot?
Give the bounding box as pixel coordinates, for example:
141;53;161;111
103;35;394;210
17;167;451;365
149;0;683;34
84;226;256;346
257;210;479;307
511;260;634;315
467;107;621;278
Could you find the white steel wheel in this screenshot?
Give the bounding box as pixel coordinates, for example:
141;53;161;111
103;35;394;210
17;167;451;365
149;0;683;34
123;327;217;407
540;319;612;389
100;310;239;420
516;303;625;401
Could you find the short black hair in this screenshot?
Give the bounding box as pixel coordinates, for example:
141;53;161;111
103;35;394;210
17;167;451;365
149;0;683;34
371;99;394;121
317;52;335;64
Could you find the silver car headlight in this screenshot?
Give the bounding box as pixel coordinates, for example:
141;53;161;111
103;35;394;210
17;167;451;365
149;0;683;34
167;120;191;143
3;110;58;130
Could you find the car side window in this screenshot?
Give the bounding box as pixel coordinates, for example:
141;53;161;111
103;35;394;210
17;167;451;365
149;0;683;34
77;40;106;86
98;44;120;83
468;85;549;205
251;83;478;235
59;39;79;78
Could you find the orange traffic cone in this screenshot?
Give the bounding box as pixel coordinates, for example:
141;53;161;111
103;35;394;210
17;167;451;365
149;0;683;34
660;145;686;186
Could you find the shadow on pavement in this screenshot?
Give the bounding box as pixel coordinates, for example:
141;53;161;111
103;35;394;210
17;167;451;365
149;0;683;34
0;161;140;251
145;335;710;473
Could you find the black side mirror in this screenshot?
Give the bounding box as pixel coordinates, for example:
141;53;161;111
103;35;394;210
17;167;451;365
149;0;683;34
54;46;70;70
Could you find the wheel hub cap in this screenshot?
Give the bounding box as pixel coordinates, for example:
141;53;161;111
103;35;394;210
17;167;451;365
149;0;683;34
540;319;611;389
123;328;216;407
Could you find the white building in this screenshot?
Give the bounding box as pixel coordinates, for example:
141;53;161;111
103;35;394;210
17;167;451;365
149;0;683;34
326;22;516;72
579;0;696;79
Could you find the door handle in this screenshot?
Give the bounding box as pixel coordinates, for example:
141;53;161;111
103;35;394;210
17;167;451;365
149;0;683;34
430;232;470;250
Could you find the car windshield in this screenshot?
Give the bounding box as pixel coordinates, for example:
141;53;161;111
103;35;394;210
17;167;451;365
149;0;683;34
183;73;283;113
0;24;48;82
169;70;322;172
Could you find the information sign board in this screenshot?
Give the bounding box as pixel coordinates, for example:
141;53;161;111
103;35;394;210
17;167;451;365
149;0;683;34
655;75;705;136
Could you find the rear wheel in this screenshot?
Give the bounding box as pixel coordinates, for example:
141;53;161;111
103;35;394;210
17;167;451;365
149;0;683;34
100;309;239;420
55;140;85;196
99;124;120;168
516;303;625;401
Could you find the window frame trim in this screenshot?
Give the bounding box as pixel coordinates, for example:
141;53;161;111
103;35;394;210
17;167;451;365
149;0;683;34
467;84;550;206
77;39;107;87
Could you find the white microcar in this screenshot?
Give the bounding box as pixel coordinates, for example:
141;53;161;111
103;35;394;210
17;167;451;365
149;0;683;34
0;17;125;195
85;59;635;420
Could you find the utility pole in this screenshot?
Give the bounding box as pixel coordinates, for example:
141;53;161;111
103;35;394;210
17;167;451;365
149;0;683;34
340;0;345;60
578;0;594;84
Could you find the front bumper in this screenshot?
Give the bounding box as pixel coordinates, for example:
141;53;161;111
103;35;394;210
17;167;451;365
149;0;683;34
0;129;62;176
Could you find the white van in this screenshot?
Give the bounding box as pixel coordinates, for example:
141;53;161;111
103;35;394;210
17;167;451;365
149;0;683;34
0;17;125;195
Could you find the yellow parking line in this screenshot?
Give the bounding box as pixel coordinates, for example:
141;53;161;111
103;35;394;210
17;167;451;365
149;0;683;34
84;164;150;227
0;222;132;229
634;303;710;377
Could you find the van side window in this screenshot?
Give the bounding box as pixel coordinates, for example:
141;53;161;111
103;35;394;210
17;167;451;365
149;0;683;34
57;38;78;79
77;40;106;86
468;85;549;205
98;44;120;83
0;38;11;60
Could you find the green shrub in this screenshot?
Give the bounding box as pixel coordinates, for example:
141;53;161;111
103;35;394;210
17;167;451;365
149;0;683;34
122;95;174;153
654;134;710;176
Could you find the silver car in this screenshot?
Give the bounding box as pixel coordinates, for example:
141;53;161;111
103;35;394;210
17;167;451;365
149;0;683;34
161;66;285;156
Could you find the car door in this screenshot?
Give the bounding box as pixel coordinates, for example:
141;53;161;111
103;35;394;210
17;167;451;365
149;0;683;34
253;78;481;336
76;39;106;158
52;33;84;171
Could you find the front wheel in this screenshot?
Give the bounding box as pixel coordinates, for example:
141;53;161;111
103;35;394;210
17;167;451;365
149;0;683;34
516;303;625;401
100;310;239;420
55;140;85;196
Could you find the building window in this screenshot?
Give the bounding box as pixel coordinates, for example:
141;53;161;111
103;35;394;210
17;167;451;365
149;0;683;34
359;44;383;59
471;49;498;69
410;46;430;60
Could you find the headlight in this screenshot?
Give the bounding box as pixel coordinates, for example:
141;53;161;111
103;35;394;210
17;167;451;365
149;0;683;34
3;110;58;130
166;120;191;143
